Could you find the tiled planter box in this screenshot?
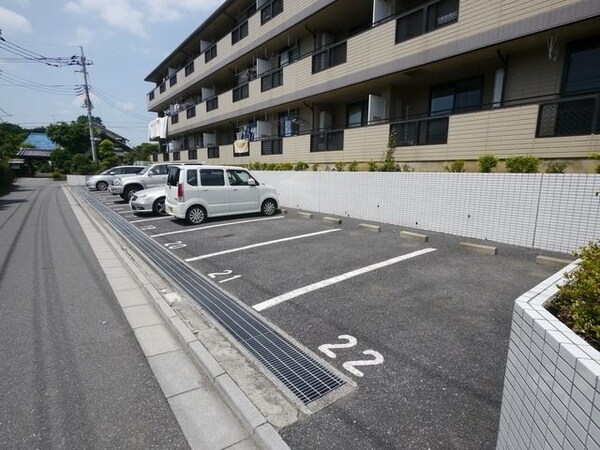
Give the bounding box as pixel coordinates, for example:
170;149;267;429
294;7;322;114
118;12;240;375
497;261;600;450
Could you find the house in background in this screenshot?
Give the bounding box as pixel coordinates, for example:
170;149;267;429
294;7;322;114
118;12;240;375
11;132;60;175
144;0;600;172
93;126;131;157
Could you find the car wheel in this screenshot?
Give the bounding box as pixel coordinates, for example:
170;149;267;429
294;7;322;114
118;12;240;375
124;186;139;201
96;181;108;191
152;197;166;215
261;199;277;216
186;205;206;225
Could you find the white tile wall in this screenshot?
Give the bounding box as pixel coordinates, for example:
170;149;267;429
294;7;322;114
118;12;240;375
253;172;600;253
496;262;600;450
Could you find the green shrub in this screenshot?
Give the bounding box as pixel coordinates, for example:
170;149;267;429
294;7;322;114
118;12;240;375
293;161;309;171
505;155;540;173
444;160;465;173
367;161;379;172
547;242;600;350
71;153;93;175
334;161;345;171
478;154;498;173
347;161;358;172
545;161;567;174
311;163;319;171
591;153;600;174
399;163;414;172
52;171;66;181
0;160;14;189
279;162;293;171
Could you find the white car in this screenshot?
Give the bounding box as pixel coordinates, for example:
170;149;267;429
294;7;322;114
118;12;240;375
129;186;167;215
85;165;145;191
165;164;279;224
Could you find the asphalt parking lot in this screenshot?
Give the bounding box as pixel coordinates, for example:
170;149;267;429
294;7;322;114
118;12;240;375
88;189;566;449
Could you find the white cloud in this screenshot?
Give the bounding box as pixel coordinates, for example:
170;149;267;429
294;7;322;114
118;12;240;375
68;26;94;46
0;6;32;35
64;0;146;37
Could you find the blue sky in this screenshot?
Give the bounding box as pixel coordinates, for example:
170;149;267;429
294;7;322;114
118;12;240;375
0;0;225;146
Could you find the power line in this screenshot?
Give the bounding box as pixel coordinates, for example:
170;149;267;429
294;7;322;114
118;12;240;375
89;86;151;121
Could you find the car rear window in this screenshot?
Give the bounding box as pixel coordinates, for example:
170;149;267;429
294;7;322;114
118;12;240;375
200;169;225;186
167;167;180;186
187;169;198;186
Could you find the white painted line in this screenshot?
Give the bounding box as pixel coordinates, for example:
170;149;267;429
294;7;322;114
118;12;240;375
150;216;284;238
116;210;136;214
130;216;174;223
219;275;242;284
185;228;341;262
253;248;437;311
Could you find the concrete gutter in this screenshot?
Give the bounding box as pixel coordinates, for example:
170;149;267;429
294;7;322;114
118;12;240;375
63;186;290;450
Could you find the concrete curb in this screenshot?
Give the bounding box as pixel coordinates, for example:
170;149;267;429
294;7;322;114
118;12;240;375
323;216;342;225
64;186;290;450
358;223;381;233
399;230;429;242
536;255;572;267
459;242;497;255
297;211;313;219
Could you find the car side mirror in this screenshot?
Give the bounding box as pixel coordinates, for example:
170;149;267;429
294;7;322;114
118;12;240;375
108;171;115;175
247;179;257;186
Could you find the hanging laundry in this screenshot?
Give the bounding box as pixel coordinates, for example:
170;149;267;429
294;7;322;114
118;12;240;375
234;139;249;154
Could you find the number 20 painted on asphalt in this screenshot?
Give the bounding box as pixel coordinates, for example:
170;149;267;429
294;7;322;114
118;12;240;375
164;241;187;250
318;335;384;378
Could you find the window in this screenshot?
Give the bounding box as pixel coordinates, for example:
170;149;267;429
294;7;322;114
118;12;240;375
156;164;169;175
430;76;483;115
261;69;283;92
390;117;450;146
171;113;179;124
200;169;224;186
152;153;158;162
126;167;144;174
312;42;347;74
227;169;254;186
233;84;249;102
204;45;217;63
186;169;198;186
186;106;196;119
167;167;180;186
169;74;177;87
159;83;166;93
231;21;249;44
207;146;219;159
346;101;367;128
396;0;458;44
173;151;180;161
310;131;344;152
261;138;283;155
188;149;198;160
206;97;218;112
562;36;600;95
149;91;155;101
260;0;283;25
185;62;194;77
278;110;299;137
162;152;170;161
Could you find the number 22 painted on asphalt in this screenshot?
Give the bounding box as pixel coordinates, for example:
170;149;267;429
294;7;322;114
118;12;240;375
164;241;187;250
318;334;384;378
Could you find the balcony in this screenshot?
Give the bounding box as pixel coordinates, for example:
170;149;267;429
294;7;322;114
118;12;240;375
536;94;600;138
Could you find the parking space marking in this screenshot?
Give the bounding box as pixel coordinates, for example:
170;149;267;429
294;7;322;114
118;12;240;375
130;216;174;223
185;228;341;262
252;248;437;311
149;216;284;238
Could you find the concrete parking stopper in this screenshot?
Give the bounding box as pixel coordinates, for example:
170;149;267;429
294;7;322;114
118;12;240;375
324;217;342;225
536;255;572;267
297;212;313;219
400;231;429;242
358;223;381;233
459;242;497;255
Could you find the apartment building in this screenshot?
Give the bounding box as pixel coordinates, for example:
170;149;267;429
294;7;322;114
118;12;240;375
145;0;600;171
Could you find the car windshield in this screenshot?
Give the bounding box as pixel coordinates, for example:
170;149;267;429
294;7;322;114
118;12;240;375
137;166;150;175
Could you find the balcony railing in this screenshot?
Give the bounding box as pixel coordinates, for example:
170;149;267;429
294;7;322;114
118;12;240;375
204;45;217;63
310;130;344;152
395;0;459;44
260;0;283;25
312;42;347;74
206;96;218;112
536;94;600;138
233;83;250;102
261;138;283;155
390;116;449;146
186;106;196;119
184;61;194;77
261;68;283;92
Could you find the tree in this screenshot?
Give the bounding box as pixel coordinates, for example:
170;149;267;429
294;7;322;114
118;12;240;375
97;139;119;171
0;123;28;161
122;143;157;165
50;148;72;172
71;153;92;175
46;121;90;154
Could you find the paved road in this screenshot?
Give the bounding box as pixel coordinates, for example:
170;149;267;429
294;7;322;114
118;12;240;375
0;179;189;449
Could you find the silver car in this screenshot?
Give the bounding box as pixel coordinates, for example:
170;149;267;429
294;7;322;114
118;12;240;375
86;165;145;191
129;186;167;215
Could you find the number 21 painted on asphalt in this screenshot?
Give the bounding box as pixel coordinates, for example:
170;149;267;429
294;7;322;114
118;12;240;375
318;335;384;378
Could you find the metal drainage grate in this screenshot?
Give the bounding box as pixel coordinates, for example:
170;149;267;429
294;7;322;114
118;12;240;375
77;188;344;404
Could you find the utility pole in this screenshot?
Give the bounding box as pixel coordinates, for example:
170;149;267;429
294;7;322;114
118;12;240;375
79;46;96;162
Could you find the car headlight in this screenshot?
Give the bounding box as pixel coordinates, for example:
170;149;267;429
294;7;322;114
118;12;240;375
135;193;147;199
112;178;121;185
